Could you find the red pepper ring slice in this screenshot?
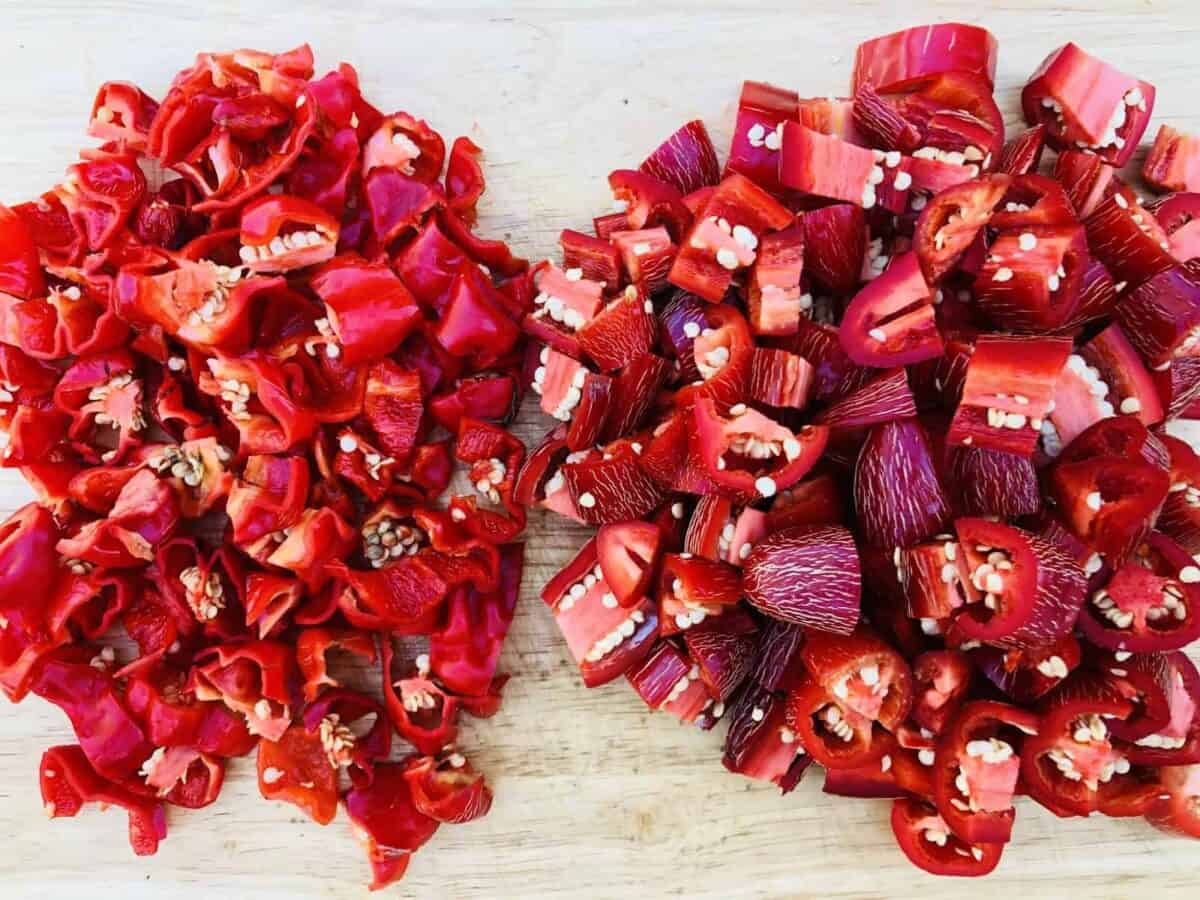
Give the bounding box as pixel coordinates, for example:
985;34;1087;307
1020;671;1138;818
1122;652;1200;767
914;174;1010;283
890;796;1003;877
785;675;894;770
1076;532;1200;653
950;517;1086;650
799;627;914;733
691;397;827;502
932;700;1039;844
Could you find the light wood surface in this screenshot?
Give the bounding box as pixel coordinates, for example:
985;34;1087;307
1;2;1199;897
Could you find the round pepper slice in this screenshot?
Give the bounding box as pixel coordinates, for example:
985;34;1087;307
890;796;1003;877
932;700;1039;843
692;397;827;503
1077;532;1200;653
786;675;895;770
951;517;1087;650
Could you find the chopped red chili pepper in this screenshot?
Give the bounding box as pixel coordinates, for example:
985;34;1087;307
0;45;527;884
528;26;1200;881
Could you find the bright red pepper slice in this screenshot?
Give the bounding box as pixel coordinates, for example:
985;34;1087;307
0;202;46;299
890;796;1003;876
1020;671;1139;817
628;640;713;723
840;251;940;366
345;762;440;891
799;627;914;734
724;81;798;197
309;256;421;365
1021;42;1154;167
946;334;1071;457
1076;532;1200;653
932;700;1039;843
691;397;827;503
853;24;999;91
41;745;167;856
188;640;298;742
428;543;522;697
786;674;894;770
256;723;338;825
542;537;659;688
402;752;493;824
950;517;1087;650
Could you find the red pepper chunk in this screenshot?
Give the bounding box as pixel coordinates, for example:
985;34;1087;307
933;700;1039;843
0;202;46;299
840;251;940;366
310;257;421;365
257;723;338;825
1022;42;1155;167
723;687;813;791
429;544;523;697
950;517;1086;650
947;334;1072;456
41;745;167;856
0;504;65;701
890;797;1003;877
725;81;798;196
1076;532;1200;653
800;627;914;734
692;398;826;503
780;124;880;208
237;194;339;273
435;267;521;368
853;23;999;91
543;537;658;688
189;640;298;742
628;641;712;723
296;628;377;702
402;752;493;824
345;763;440;892
1144;125;1200;194
669;173;792;303
786;674;894;770
1020;671;1140;817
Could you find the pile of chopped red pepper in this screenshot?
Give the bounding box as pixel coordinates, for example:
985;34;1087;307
523;24;1200;875
0;45;532;889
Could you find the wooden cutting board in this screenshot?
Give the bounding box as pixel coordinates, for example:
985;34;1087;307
1;2;1198;897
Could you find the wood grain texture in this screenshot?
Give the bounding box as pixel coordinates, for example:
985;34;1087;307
2;1;1199;897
